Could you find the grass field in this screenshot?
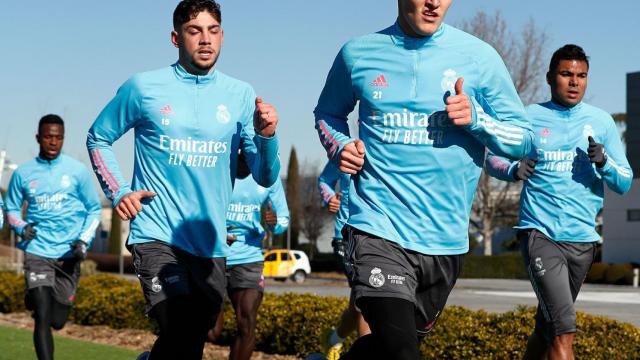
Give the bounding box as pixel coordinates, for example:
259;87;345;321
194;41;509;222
0;326;139;360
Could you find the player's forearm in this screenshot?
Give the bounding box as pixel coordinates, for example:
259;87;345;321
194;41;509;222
465;100;533;160
485;154;518;182
597;159;633;195
314;114;354;162
86;135;132;206
6;211;27;234
251;134;280;187
78;215;101;246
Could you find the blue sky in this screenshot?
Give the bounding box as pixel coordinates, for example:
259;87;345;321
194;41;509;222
1;0;638;189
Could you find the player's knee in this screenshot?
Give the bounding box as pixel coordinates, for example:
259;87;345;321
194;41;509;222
51;311;69;330
548;316;576;344
379;335;420;360
416;313;442;340
236;313;257;337
51;320;66;330
553;332;575;347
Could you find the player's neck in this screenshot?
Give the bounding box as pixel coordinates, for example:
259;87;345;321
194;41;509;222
178;58;214;77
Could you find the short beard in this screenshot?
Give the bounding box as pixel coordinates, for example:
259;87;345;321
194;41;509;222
191;59;214;72
190;51;220;74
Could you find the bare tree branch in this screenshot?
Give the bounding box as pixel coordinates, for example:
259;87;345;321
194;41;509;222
460;12;549;255
299;163;332;259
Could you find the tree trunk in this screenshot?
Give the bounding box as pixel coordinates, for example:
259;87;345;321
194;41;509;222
109;210;122;255
482;215;493;256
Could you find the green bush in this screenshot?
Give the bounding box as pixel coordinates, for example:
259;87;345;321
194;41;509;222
420;306;640;359
587;262;608;283
70;274;151;330
587;263;635;285
0;271;25;313
604;263;633;285
460;252;528;279
80;259;98;276
1;272;639;359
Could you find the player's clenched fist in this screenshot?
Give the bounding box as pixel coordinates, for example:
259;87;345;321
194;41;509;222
339;139;365;174
446;78;473;126
115;190;156;221
328;193;342;214
254;97;278;137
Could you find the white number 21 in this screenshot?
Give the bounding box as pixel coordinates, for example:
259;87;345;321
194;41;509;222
373;91;383;100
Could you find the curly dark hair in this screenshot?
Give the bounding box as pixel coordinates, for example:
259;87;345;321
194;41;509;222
549;44;589;72
173;0;221;30
38;114;64;133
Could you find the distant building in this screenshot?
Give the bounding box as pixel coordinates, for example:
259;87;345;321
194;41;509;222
602;72;639;264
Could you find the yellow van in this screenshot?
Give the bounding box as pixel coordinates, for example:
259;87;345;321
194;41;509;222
263;249;311;283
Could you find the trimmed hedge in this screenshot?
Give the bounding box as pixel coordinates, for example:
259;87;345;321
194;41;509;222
460;253;528;279
587;262;609;283
461;255;638;286
71;274;150;330
1;272;639;359
587;262;636;285
0;272;24;313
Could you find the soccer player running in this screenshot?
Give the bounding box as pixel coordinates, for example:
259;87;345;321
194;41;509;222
208;151;289;360
314;0;533;358
6;115;101;360
485;44;633;360
317;161;370;360
86;1;280;359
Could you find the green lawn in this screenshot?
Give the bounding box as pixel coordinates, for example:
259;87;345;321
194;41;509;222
0;326;139;360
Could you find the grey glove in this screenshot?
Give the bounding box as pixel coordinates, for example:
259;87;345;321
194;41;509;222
513;158;538;181
587;136;607;168
21;223;38;241
71;240;88;260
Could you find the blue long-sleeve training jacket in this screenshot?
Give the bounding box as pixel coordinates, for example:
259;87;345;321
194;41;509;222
486;101;633;242
5;155;101;258
314;22;533;255
318;161;350;240
87;63;280;258
226;177;289;266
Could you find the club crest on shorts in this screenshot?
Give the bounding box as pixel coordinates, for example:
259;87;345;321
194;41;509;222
534;257;546;277
29;272;46;283
369;267;385;288
151;276;163;293
216;104;231;124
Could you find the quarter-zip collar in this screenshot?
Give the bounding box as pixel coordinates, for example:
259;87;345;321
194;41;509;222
36;154;62;166
173;62;218;85
546;100;584;118
390;20;445;49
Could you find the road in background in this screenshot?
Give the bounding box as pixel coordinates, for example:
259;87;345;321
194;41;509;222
265;277;640;327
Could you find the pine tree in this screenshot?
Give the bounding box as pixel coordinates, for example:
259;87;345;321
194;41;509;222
285;147;302;249
109;210;122;255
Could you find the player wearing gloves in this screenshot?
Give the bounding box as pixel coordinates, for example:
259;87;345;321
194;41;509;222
485;44;633;360
6;114;101;360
